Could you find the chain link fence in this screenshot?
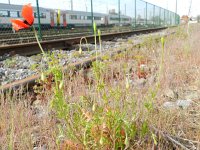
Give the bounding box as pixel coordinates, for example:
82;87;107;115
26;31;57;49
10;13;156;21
0;0;180;46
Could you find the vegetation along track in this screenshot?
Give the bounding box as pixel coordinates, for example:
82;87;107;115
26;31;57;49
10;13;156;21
0;27;174;92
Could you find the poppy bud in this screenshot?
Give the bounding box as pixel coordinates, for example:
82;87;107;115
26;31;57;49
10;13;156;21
98;29;101;37
79;47;82;54
161;37;165;48
59;81;64;89
99;136;103;145
41;72;45;81
124;134;129;147
93;22;97;33
126;77;130;89
92;104;96;112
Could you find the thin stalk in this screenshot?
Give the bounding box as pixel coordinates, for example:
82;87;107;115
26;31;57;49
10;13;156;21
33;26;45;55
93;22;97;61
156;37;165;90
94;31;97;60
79;37;89;54
8;102;14;150
98;29;102;55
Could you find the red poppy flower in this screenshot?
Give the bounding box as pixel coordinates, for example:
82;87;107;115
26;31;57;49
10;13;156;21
137;60;148;79
11;3;34;31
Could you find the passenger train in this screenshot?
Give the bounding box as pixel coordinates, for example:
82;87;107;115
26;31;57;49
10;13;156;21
0;3;132;29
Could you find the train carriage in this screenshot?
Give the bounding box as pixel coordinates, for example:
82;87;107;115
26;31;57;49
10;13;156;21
0;3;51;29
65;10;106;27
0;3;132;30
108;14;131;26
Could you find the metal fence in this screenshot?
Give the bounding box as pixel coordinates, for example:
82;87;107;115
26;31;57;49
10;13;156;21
0;0;180;46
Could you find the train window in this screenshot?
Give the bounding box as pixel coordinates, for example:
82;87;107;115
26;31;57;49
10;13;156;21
77;15;81;20
40;13;46;18
94;16;101;20
81;16;85;20
34;12;38;18
18;11;21;17
70;15;77;20
0;10;8;17
87;16;92;20
34;12;46;18
122;18;129;21
10;11;18;18
110;17;119;21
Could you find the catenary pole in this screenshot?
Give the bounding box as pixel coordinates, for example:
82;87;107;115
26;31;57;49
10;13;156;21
175;0;177;24
118;0;120;25
71;0;73;11
135;0;136;29
91;0;94;32
36;0;42;40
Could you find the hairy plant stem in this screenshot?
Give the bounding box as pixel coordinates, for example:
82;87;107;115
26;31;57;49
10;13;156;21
79;37;89;54
33;26;45;55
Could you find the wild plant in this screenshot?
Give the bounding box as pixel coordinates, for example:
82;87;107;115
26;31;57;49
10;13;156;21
9;4;198;149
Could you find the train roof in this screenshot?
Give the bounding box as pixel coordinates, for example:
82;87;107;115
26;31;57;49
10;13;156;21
61;10;130;18
0;3;131;18
0;3;106;15
0;3;50;12
62;10;106;16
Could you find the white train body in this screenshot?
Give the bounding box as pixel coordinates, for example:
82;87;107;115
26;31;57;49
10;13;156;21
108;14;131;26
0;3;131;29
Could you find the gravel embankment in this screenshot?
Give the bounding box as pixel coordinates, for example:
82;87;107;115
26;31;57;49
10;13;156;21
0;31;167;86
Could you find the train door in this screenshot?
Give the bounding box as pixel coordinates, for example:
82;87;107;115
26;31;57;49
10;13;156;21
57;9;61;26
50;11;55;27
104;16;108;26
63;13;67;27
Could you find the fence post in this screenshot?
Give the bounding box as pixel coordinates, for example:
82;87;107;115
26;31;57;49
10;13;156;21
36;0;42;40
91;0;94;33
175;0;177;25
166;10;168;26
135;0;136;29
118;0;121;26
170;12;172;26
159;7;161;26
153;5;155;27
164;9;166;26
146;2;147;27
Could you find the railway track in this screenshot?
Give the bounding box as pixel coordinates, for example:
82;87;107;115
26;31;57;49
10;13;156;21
0;26;133;45
0;27;172;92
0;27;166;56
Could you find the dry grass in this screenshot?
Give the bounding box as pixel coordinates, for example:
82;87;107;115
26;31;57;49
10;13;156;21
0;24;200;149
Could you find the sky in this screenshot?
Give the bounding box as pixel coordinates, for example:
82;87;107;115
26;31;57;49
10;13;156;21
0;0;198;17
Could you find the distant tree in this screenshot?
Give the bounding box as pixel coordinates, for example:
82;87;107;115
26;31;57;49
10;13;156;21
181;15;189;24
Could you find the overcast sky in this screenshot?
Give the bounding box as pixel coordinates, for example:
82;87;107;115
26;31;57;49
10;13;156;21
0;0;198;17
